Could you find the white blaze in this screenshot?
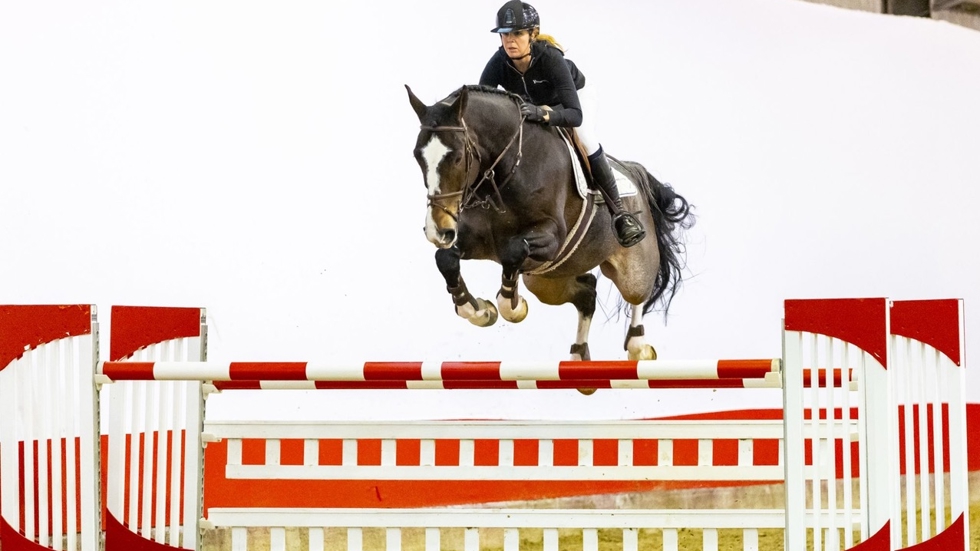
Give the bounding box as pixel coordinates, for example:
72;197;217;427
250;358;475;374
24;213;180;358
421;136;452;243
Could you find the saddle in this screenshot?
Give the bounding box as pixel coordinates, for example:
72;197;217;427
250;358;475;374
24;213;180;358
556;128;638;201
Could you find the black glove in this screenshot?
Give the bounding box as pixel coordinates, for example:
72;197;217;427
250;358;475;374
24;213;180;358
520;103;548;124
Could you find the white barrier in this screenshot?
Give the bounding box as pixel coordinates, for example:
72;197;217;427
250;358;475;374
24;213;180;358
0;298;970;551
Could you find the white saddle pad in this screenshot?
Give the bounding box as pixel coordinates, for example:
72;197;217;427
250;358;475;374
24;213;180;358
564;140;638;200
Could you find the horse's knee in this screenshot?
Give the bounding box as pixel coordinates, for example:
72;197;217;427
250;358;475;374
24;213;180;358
434;247;461;285
499;238;530;274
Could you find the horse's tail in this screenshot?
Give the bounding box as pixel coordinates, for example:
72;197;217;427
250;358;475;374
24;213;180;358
620;160;696;317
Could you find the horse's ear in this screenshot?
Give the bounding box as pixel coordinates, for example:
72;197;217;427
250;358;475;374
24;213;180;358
406;85;427;121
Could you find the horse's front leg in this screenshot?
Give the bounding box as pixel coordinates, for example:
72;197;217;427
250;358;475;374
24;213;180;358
496;237;530;323
435;246;498;327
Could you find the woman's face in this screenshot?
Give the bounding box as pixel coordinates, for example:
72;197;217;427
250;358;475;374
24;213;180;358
500;29;532;59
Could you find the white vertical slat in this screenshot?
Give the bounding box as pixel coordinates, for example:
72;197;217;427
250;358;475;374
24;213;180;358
271;527;286;551
23;348;37;543
578;439;593;466
622;528;638;551
583;528;598;551
617;439;632;466
543;528;558;551
538;439;553;467
743;528;759;551
459;439;475;467
181;381;205;551
658;439;673;466
36;346;51;548
381;439;396;466
78;318;99;551
855;348;871;542
127;381;144;534
385;527;401;551
503;528;519;551
782;328;806;551
107;376;128;531
841;343;854;549
64;338;79;551
900;337;916;547
737;439;753;467
141;378;156;540
697;439;712;466
425;527;440;551
50;343;64;551
946;300;969;551
420;439;435;466
499;439;514;467
824;338;838;551
809;334;822;551
305;439;319;466
347;527;363;551
169;383;186;547
703;528;718;551
931;347;946;530
267;439;282;466
342;439;357;465
309;527;325;551
155;381;173;544
663;528;679;551
231;527;248;551
916;340;932;541
464;528;480;551
227;438;243;465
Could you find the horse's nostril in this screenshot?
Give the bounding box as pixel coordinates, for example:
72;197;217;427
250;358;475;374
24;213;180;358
442;229;456;243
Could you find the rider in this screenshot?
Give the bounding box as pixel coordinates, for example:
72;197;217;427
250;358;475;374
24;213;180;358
479;0;646;248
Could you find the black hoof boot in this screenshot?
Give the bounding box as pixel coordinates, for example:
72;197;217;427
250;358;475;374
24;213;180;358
613;212;646;248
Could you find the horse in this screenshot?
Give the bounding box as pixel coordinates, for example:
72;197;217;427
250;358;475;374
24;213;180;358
406;84;694;361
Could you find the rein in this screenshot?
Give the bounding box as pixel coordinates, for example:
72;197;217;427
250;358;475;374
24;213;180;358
421;104;525;218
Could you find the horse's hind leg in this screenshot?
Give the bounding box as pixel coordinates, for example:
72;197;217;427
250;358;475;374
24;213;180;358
435;247;498;327
625;304;657;361
523;272;598;360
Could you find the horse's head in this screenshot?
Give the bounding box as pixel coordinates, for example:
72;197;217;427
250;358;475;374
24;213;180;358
407;85;481;249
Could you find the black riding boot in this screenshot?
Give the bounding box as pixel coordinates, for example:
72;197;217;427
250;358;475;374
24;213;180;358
588;146;646;248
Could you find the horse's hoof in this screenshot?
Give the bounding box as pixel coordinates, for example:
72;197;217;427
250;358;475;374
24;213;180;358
577;388;597;396
569;342;590;361
628;344;657;361
468;298;498;327
498;295;528;323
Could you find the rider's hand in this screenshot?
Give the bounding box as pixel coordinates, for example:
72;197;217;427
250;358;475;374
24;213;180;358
520;103;549;124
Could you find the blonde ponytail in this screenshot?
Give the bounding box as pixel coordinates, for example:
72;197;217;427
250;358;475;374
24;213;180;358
535;33;564;52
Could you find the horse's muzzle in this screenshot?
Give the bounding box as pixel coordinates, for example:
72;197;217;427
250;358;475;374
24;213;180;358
429;227;457;249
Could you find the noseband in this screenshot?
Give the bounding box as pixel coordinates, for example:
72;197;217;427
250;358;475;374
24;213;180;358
420;104;526;219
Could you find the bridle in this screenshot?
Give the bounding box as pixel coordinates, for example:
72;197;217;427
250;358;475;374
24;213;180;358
420;102;526;220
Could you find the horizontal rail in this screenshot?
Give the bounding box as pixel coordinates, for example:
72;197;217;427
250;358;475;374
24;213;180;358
203;419;858;440
210;376;781;390
98;359;780;383
205;507;863;530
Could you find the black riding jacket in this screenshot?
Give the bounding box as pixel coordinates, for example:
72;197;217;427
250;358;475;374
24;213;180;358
479;40;586;128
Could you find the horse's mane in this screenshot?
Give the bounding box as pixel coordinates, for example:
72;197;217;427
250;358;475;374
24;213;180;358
444;85;524;105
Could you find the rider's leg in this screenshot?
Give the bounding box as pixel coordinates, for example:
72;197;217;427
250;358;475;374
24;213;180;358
575;85;646;248
588;146;646;248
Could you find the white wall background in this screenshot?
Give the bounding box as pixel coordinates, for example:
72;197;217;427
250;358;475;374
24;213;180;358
2;0;978;421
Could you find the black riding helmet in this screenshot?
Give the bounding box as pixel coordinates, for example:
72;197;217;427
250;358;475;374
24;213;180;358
491;0;539;33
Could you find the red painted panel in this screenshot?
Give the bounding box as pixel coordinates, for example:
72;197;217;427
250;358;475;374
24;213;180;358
890;299;962;366
109;306;200;362
784;298;888;367
0;305;91;372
